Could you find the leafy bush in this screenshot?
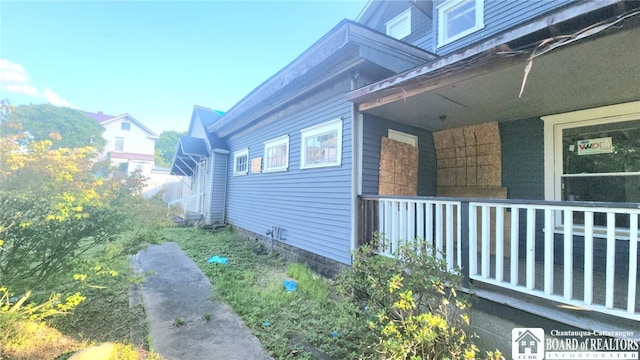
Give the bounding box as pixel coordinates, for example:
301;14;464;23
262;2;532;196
338;234;503;359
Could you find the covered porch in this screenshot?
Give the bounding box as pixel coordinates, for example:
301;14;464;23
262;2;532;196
350;7;640;324
358;196;639;321
169;136;209;221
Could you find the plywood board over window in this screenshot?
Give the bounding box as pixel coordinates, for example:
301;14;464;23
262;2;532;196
434;121;501;188
378;137;418;196
434;122;508;255
251;157;262;173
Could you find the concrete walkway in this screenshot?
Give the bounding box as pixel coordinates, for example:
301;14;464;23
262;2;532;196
131;242;271;360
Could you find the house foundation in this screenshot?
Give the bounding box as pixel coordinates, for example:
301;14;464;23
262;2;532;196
231;226;348;278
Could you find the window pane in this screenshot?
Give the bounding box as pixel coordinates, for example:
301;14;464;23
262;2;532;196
115;137;124;151
562;175;640;203
562;175;640;226
563;120;640;174
236;155;247;173
267;144;287;168
305;131;337;165
446;0;476;39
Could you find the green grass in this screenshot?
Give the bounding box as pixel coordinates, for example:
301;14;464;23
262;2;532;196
1;236;159;360
165;227;371;359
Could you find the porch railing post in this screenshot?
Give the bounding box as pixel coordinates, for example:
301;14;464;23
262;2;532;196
460;201;470;287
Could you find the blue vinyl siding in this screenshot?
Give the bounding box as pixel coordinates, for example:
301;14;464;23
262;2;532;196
500;118;546;261
362;114;437;196
209;151;228;224
435;0;573;55
224;93;353;265
362;1;433;51
500;117;544;200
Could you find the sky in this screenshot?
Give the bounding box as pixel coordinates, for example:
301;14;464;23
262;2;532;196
0;0;368;134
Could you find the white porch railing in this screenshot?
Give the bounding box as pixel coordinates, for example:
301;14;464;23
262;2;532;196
359;196;640;321
375;198;462;271
167;192;204;219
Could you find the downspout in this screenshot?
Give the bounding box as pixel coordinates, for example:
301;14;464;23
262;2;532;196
349;71;361;264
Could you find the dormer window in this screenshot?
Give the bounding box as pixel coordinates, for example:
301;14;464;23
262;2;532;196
121;122;131;130
386;8;411;40
437;0;484;47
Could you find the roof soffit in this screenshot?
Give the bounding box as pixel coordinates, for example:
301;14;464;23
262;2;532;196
348;0;624;104
356;25;640;132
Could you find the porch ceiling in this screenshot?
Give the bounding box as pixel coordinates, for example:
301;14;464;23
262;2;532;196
357;25;640;131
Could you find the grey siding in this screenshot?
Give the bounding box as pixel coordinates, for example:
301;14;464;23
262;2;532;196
362;1;433;51
224;91;353;265
500;118;545;260
500;117;544;200
189;121;208;141
362;114;437;196
202;158;211;220
209;151;228;224
435;0;573;55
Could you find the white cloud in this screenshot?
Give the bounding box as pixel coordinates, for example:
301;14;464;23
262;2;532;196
43;88;73;107
0;58;75;107
0;59;29;84
5;83;39;95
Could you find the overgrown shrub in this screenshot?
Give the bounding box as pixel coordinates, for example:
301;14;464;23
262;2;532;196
337;234;503;359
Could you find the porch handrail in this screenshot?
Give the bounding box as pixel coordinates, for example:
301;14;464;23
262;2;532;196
167;192;204;213
359;195;640;321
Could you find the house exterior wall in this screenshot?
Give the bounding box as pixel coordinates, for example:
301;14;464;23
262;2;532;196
201;157;211;220
362;114;437;196
209;151;228;224
189;120;208;144
434;0;573;55
359;1;433;50
500;118;545;201
102;119;155;156
224;83;354;265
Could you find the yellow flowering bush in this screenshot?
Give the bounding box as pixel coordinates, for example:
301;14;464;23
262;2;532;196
338;235;503;359
0;106;142;290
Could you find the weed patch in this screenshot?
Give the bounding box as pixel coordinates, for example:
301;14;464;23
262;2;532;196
167;228;368;359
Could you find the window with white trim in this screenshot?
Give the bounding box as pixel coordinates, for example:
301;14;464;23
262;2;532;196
114;137;124;152
437;0;484;47
263;135;289;172
121;122;131;130
386;8;411;40
300;119;342;169
543;102;640;228
233;148;249;176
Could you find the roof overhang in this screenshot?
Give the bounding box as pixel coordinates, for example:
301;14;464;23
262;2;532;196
208;19;436;138
101;113;160;138
348;9;640;132
170;136;209;176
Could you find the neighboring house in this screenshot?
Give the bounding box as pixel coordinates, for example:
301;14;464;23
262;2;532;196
172;0;640;354
86;111;178;198
86;111;159;176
